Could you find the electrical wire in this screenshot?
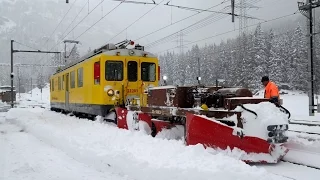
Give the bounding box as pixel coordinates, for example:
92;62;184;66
144;0;261;48
164;3;260;20
60;0;106;43
107;0;165;43
60;0;89;39
159;29;302;57
144;5;236;48
14;41;41;51
42;0;79;48
74;1;125;40
144;7;232;48
155;10;300;54
46;0;108;52
133;0;229;41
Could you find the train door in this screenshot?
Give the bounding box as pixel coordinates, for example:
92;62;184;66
126;60;140;105
140;61;158;105
65;73;69;111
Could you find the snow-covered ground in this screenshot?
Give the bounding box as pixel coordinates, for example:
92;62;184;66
0;86;320;180
15;84;50;108
2;108;289;180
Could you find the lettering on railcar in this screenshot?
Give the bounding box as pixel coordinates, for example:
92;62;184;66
127;89;138;93
151;109;162;114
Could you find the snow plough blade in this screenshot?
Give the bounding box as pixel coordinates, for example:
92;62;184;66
115;107;129;130
185;113;288;163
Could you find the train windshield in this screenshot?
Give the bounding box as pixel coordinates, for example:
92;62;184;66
141;62;156;82
127;61;138;82
105;61;123;81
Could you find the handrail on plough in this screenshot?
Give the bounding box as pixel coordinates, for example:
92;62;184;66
239;103;291;119
278;105;291;119
239;104;258;118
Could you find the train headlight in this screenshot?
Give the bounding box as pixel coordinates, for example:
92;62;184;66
107;89;114;96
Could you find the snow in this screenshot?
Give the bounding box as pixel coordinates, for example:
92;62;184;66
283;148;320;169
207;145;287;163
1;86;320;180
149;85;176;89
15;84;50;108
2;108;288;180
235;102;289;140
289;124;320;134
0;120;127;180
155;125;184;140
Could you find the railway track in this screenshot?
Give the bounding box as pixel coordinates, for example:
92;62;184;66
282;147;320;172
289;120;320;127
281;160;320;170
288;129;320;136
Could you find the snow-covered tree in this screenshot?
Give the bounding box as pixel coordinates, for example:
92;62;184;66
158;22;313;93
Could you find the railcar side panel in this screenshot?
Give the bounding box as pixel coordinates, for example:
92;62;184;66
50;48;159;117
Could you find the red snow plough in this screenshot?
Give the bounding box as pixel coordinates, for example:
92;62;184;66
115;85;290;163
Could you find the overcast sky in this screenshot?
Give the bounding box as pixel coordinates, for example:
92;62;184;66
3;0;305;56
60;0;301;55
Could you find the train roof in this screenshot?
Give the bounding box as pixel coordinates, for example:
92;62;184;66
53;42;157;75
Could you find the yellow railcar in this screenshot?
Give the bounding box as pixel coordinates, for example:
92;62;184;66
50;40;159;119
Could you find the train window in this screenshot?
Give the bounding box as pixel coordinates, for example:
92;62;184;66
58;77;61;90
66;73;69;91
105;61;123;81
70;71;75;88
127;61;137;82
141;62;156;82
52;79;54;91
77;67;83;87
62;75;64;90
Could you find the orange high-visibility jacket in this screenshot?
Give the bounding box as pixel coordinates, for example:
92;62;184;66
264;81;280;99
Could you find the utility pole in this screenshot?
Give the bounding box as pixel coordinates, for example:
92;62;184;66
298;0;320;116
10;39;61;108
17;65;21;98
63;39;80;64
10;40;14;108
197;57;201;85
31;78;32;97
231;0;235;22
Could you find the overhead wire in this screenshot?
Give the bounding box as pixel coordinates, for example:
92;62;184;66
46;0;108;52
37;0;105;63
60;0;89;39
74;1;126;40
144;7;234;47
160;29;303;58
133;0;229;41
106;0;166;43
144;0;261;48
42;0;79;48
164;3;261;20
14;41;41;51
60;0;105;41
155;10;300;54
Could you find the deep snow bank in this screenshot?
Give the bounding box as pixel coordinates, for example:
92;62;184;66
16;84;50;108
0;123;129;180
5;108;288;180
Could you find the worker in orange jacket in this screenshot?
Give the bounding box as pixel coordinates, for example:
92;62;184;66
261;76;280;105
